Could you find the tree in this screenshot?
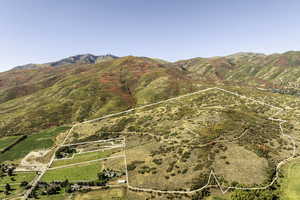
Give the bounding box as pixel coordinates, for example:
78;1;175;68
5;183;11;191
191;188;210;200
7;168;14;176
65;184;72;193
20;181;29;187
61;179;70;187
97;171;108;182
0;170;5;178
46;185;61;195
5;183;11;195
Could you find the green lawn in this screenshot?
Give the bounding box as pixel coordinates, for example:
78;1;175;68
0;136;20;151
42;162;102;182
0;172;36;185
284;161;300;200
0;126;70;162
51;150;112;168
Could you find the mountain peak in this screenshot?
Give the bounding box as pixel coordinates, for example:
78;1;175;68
12;54;118;70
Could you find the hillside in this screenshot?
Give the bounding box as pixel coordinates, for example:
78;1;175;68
175;51;300;87
1;51;300;136
0;56;196;136
0;52;300;200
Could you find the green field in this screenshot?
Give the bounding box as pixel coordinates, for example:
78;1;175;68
51;150;112;167
0;172;36;185
0;136;20;151
42;162;102;182
0;126;70;162
283;160;300;200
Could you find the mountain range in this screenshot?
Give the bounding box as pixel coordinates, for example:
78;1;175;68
1;51;300;136
12;54;118;70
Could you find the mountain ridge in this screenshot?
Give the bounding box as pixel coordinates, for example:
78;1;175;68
12;54;118;70
1;51;300;136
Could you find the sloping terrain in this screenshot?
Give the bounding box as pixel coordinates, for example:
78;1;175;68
68;87;292;191
0;52;300;200
174;51;300;87
0;56;196;136
1;51;300;137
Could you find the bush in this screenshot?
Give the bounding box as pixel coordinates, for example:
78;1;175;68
152;158;163;165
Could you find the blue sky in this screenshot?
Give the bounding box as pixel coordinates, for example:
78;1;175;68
0;0;300;72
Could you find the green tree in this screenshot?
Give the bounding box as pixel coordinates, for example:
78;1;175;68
20;181;29;187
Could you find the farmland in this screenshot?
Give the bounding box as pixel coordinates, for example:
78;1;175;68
0;136;20;151
281;158;300;200
42;162;103;182
0;126;70;163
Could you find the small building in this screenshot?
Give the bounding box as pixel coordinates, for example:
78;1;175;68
117;179;126;184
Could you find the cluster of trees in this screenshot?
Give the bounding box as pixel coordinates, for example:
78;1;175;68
271;88;300;96
0;163;15;177
231;170;281;200
0;183;12;195
30;168;124;198
127;160;145;171
0;163;17;195
30;180;79;198
0;168;30;196
55;146;76;159
0;182;29;196
98;168;123;182
230;189;280;200
191;188;210;200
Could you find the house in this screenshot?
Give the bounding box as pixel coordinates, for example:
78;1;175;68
117;179;126;184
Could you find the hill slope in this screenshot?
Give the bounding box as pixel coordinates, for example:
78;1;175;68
175;51;300;87
1;51;300;136
0;56;196;135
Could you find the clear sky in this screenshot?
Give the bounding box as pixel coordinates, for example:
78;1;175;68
1;0;300;72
